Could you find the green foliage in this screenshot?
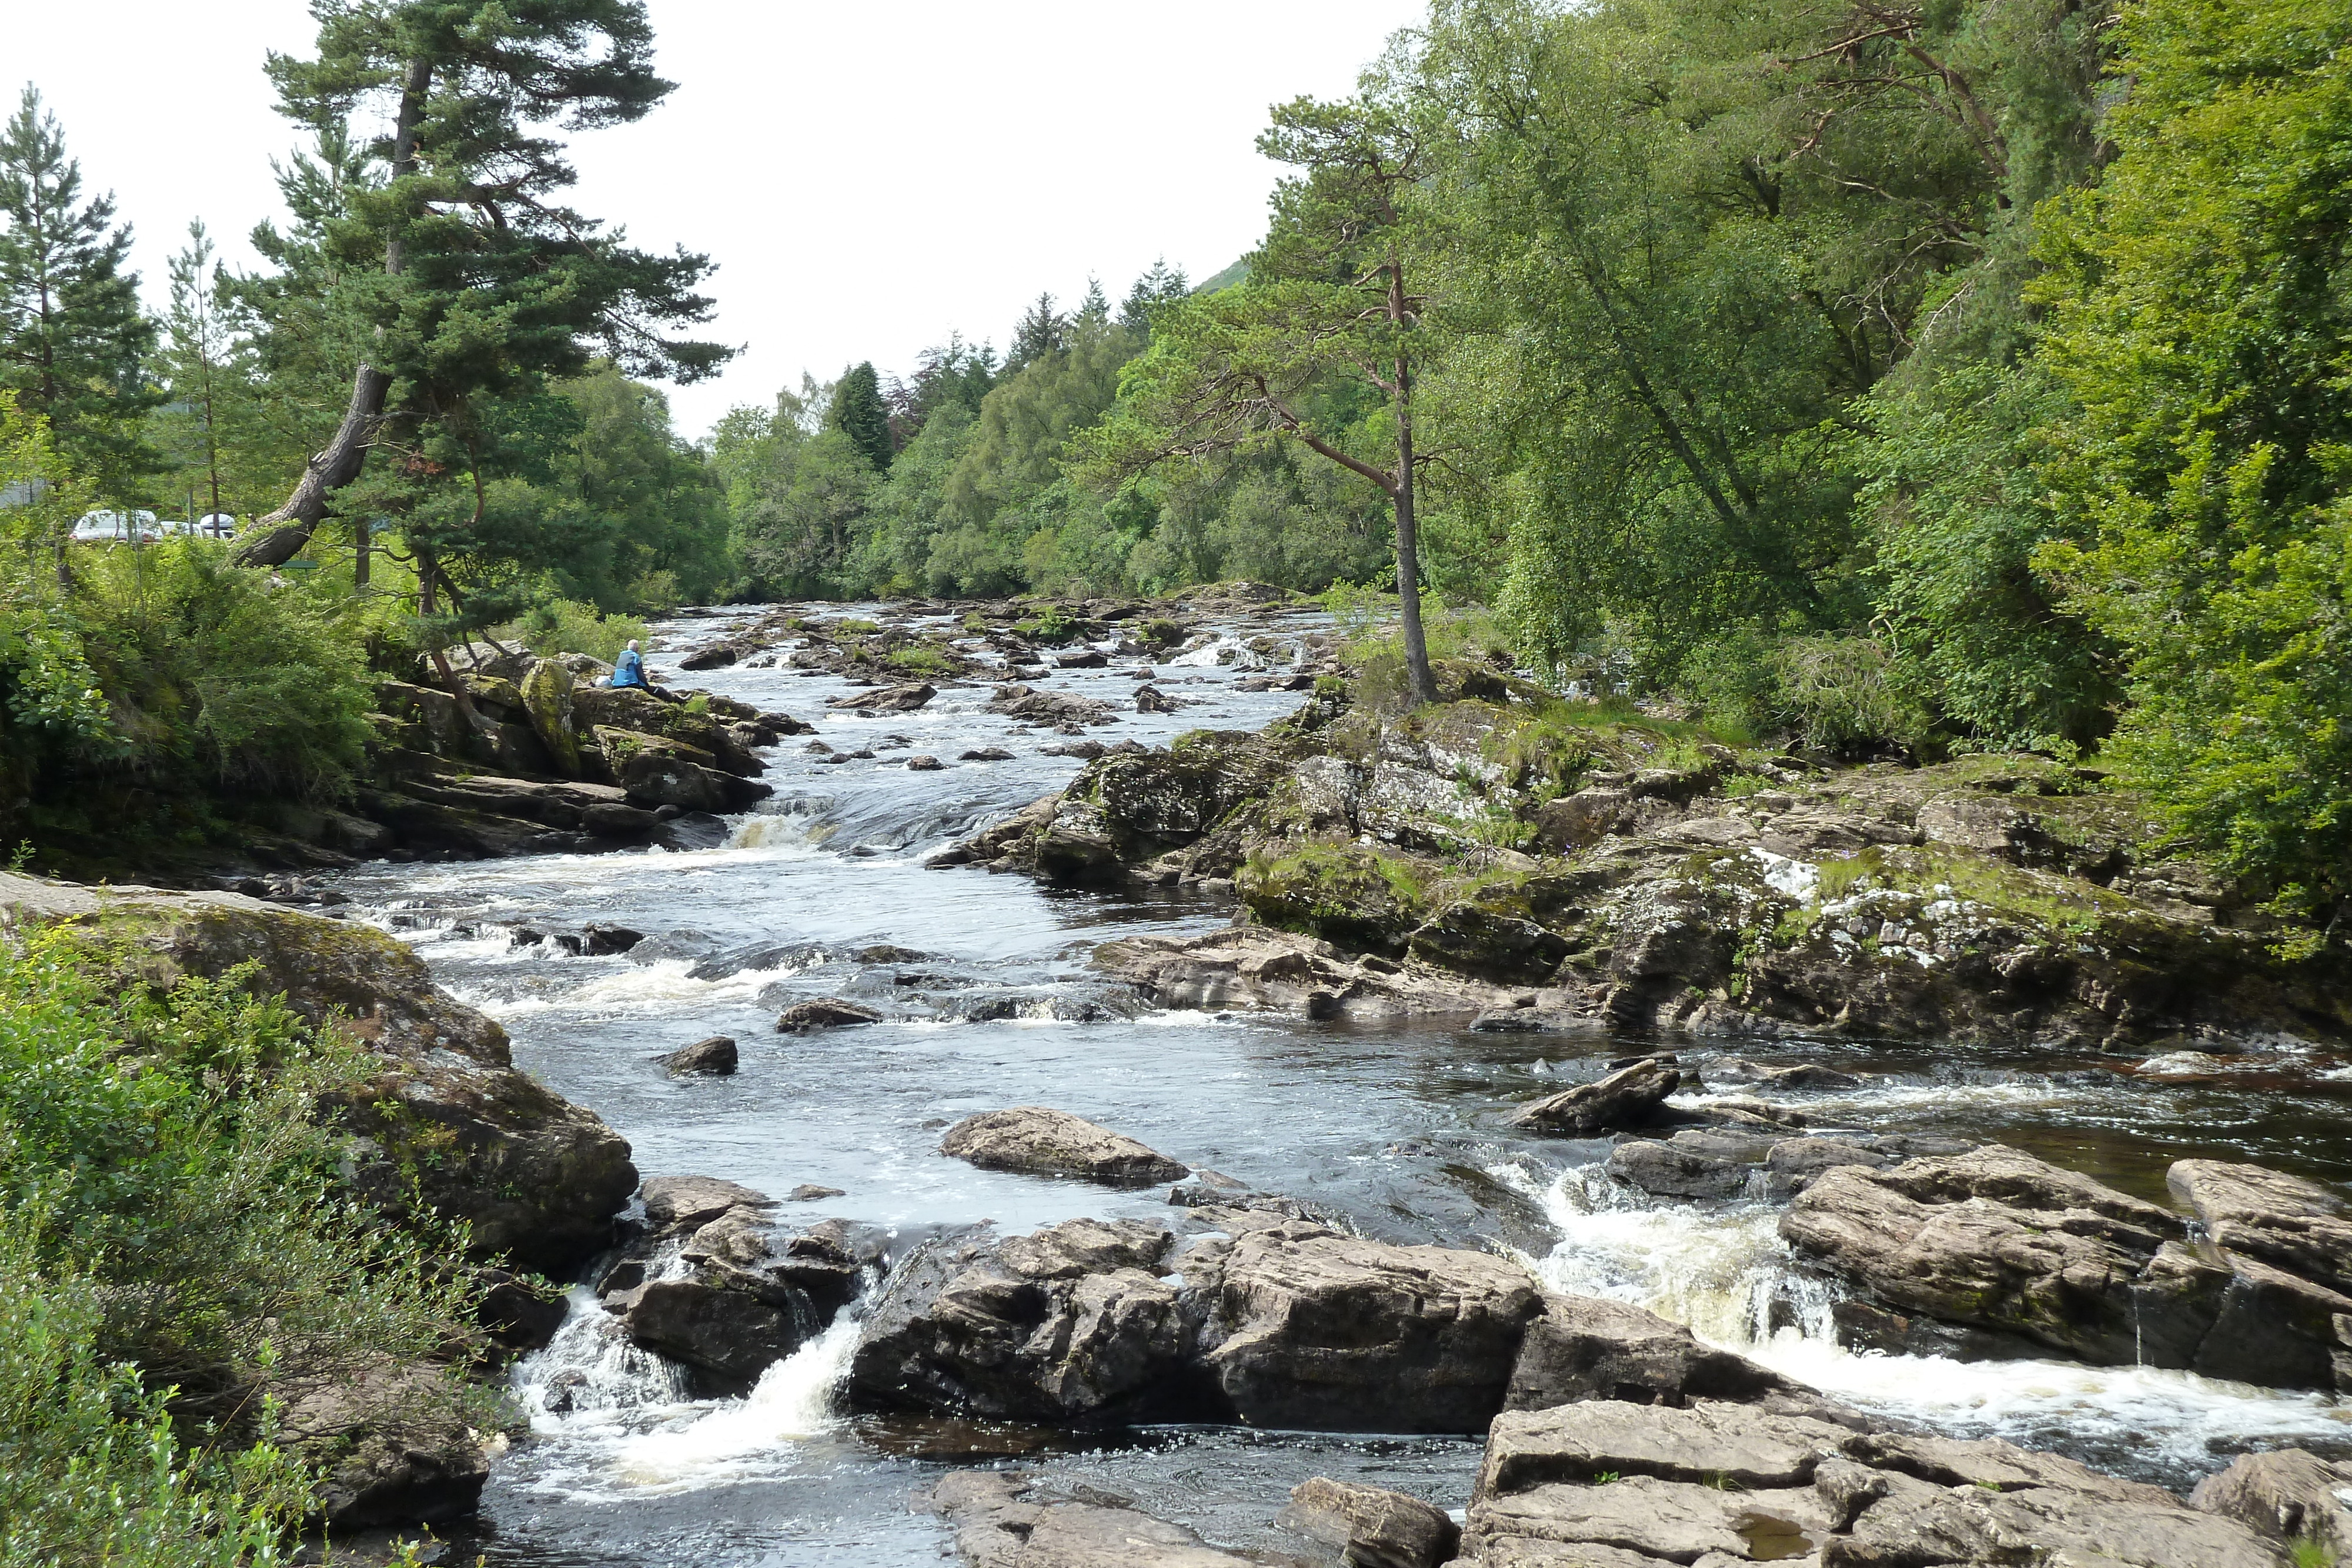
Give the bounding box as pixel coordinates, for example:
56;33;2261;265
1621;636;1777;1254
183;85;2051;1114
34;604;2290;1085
506;597;647;663
0;931;483;1563
0;87;158;480
828;361;893;472
2033;0;2352;932
2288;1536;2336;1568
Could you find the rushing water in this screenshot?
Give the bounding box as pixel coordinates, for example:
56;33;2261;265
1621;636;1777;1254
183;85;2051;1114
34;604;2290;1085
326;604;2352;1565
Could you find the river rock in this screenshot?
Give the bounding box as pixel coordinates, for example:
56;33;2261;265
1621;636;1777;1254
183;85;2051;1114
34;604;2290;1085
1509;1058;1680;1136
828;681;935;713
278;1360;489;1530
847;1218;1195;1423
1134;683;1175;712
1451;1399;2288;1567
1504;1293;1797;1411
517;656;582;776
1781;1144;2352;1388
2192;1447;2352;1559
2169;1158;2352;1296
1708;1058;1862;1091
905;753;943;770
1277;1476;1459;1568
988;683;1118;727
924;1469;1264;1567
1187;1217;1545;1432
659;1035;737;1075
602;1180;870;1392
940;1106;1189;1185
776;997;886;1032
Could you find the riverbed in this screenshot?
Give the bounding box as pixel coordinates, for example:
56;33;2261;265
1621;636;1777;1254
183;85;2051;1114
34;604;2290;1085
328;604;2352;1565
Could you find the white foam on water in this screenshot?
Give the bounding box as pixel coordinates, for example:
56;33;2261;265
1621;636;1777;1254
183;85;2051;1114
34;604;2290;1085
507;1288;864;1500
1508;1163;2352;1473
457;954;824;1020
606;1310;863;1487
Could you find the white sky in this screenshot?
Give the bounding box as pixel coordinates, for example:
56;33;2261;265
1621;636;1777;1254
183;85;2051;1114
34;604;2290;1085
16;1;1426;441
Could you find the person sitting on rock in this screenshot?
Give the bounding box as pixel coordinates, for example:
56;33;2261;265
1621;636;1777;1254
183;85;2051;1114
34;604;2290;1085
608;640;683;703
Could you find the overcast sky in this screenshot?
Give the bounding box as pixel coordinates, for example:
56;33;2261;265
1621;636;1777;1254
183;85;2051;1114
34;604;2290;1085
18;1;1426;440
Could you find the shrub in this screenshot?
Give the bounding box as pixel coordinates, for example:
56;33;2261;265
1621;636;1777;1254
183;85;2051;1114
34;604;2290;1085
65;542;376;800
0;932;486;1559
1766;637;1933;757
506;598;649;664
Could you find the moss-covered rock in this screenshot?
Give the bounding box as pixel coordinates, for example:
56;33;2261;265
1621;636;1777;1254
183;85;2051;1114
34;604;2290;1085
0;872;637;1273
519;657;582;777
1237;842;1436;958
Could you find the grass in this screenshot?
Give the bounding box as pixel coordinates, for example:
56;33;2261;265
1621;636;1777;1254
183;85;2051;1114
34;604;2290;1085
2290;1537;2337;1568
886;645;958;677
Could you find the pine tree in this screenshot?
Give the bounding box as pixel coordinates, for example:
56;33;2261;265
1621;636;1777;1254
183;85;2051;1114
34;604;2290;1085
0;87;156;479
1120;258;1190;340
1076;276;1110;328
1006;292;1066;372
161;221;232;526
828;360;893;471
233;0;732;571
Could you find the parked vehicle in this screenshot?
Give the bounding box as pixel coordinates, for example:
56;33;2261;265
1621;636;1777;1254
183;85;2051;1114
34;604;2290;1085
70;510;159;542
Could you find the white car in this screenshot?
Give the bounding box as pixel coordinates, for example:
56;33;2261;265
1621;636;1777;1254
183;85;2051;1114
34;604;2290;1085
154;514;240;539
71;510;159;542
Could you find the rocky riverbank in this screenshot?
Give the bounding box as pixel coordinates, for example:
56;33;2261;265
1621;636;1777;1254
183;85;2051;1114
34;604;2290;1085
0;871;639;1535
564;1096;2352;1565
933;666;2352;1052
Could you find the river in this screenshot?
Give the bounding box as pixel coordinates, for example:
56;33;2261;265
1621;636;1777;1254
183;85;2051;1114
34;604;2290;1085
325;603;2352;1565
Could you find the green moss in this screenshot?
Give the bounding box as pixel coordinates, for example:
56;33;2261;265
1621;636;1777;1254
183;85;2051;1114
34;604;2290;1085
1237;841;1438;954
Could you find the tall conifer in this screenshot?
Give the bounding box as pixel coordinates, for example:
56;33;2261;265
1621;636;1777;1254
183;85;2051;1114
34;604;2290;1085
0;87;156;479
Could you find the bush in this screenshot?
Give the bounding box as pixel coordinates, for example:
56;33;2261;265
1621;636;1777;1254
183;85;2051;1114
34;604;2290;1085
46;542;375;802
0;932;485;1560
1767;636;1933;757
505;597;649;663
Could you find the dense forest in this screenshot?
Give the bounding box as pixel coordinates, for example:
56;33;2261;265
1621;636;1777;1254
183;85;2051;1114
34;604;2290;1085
1;0;2346;915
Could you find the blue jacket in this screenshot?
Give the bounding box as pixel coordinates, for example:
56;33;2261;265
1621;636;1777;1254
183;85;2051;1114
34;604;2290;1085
612;648;648;688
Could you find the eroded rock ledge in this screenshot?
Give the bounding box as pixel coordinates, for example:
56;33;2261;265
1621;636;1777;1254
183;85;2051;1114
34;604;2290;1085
932;677;2351;1050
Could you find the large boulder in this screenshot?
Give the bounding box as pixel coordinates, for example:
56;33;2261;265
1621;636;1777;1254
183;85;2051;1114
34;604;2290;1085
847;1218;1195;1423
827;681;934;712
1503;1292;1798;1411
605;1196;869;1393
517;657;582;777
1448;1401;2285;1568
2193;1448;2352;1560
940;1106;1189;1186
1187;1216;1545;1432
1783;1144;2352;1389
0;874;636;1275
1510;1058;1681;1136
2169;1158;2352;1296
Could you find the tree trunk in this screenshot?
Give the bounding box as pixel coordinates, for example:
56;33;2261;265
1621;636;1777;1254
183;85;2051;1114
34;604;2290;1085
233;57;430;570
1389;255;1436;705
1394;379;1436;705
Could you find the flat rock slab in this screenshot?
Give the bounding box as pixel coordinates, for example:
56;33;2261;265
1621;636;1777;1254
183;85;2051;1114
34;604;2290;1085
941;1106;1190;1185
924;1470;1270;1567
639;1174;775;1232
1479;1399;1856;1494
